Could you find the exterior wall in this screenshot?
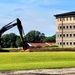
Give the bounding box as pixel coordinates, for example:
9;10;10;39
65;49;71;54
56;15;75;47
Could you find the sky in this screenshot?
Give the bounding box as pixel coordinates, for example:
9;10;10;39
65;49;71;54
0;0;75;36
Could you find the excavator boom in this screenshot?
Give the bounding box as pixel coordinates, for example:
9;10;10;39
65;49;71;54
0;18;29;50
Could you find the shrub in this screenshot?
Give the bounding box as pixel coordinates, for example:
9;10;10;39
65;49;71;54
42;46;51;48
51;45;59;47
42;45;59;49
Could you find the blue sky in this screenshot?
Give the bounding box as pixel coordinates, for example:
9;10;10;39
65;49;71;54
0;0;75;36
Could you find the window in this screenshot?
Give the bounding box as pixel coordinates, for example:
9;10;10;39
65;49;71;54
73;16;75;20
60;26;62;29
60;17;62;21
66;26;68;29
73;34;75;37
70;34;72;37
58;42;59;45
63;34;65;37
74;42;75;45
63;26;65;29
66;34;68;37
70;16;72;21
66;42;68;45
60;34;62;37
73;26;75;28
57;34;59;37
66;17;68;21
63;42;65;45
70;42;72;45
70;26;72;29
60;42;62;45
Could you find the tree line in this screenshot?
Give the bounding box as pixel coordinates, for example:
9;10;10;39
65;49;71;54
1;30;56;48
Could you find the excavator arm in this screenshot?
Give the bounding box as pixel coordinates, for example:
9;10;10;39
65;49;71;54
0;18;29;50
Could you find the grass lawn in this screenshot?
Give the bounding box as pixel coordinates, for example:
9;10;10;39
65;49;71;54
0;52;75;70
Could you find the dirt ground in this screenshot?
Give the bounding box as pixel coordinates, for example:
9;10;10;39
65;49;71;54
0;68;75;75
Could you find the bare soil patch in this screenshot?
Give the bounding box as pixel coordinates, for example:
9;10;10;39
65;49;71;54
3;47;75;52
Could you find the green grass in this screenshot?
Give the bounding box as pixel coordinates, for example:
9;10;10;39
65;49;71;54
42;45;59;49
0;52;75;70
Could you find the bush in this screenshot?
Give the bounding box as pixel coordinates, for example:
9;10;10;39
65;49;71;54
42;46;51;49
42;45;59;49
51;45;59;47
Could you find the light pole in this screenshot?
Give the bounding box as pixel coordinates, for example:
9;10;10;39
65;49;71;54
61;17;63;48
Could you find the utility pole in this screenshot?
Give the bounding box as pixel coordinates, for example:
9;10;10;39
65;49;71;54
61;17;63;48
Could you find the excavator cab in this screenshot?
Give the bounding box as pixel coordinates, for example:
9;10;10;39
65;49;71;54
0;18;29;50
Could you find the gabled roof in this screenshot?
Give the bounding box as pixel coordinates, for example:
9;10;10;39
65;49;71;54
54;11;75;17
28;43;48;47
28;42;56;47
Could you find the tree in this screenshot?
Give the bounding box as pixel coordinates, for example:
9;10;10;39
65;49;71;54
24;30;45;43
52;34;56;42
8;33;17;47
1;33;17;48
16;37;22;47
43;34;56;42
1;34;10;48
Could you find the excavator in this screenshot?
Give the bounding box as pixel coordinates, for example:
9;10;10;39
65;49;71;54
0;18;29;50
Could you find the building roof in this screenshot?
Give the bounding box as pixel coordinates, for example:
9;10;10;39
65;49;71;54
28;42;56;47
28;43;48;47
54;11;75;17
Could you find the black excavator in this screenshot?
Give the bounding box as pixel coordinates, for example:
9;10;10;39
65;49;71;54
0;18;29;50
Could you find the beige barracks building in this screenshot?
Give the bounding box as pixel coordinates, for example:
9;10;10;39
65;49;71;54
54;11;75;47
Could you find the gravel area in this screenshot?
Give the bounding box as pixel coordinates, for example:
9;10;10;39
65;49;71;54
0;68;75;75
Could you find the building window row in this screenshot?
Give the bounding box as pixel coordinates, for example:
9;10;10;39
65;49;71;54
58;42;75;46
57;33;75;38
58;25;75;30
58;16;75;21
